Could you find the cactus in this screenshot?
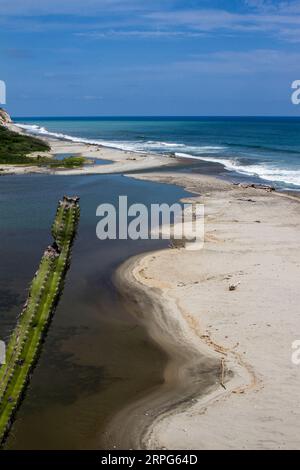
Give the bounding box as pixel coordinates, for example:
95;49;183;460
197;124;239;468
0;196;80;445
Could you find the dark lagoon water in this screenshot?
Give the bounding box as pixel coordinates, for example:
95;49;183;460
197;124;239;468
15;116;300;190
4;115;300;448
0;173;191;449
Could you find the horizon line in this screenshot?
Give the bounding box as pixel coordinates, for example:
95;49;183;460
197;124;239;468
12;114;300;119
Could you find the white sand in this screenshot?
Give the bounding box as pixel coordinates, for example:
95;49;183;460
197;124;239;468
0;127;174;175
106;172;300;450
4;121;300;449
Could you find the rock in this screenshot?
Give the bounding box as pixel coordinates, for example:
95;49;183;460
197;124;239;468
234;182;275;192
229;282;240;291
0;108;12;125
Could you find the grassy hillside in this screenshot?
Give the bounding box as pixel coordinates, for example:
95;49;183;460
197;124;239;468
0;125;50;164
0;125;85;167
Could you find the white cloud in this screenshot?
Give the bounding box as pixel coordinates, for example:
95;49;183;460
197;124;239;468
2;0;300;43
76;29;207;39
122;49;300;77
145;6;300;42
181;49;300;74
0;0;156;16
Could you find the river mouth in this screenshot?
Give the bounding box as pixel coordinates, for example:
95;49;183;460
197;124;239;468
0;173;191;450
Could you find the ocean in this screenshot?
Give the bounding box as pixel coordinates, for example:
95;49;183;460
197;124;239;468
14;116;300;190
4;117;299;448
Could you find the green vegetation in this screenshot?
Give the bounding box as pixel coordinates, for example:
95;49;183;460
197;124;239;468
0;125;85;168
43;155;86;168
0;125;50;164
0;196;80;446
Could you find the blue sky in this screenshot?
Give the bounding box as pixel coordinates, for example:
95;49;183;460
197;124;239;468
1;0;300;116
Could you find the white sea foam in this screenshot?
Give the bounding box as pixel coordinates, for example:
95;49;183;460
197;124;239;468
16;123;141;151
146;141;186;148
16;123;300;188
17;123;104;145
176;152;300;187
143;142;225;152
15;124;225;155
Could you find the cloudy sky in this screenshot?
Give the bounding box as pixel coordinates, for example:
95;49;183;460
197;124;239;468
1;0;300;116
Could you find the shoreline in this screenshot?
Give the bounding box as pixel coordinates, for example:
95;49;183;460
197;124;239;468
1;123;181;176
4;119;300;192
103;248;254;450
105;172;300;450
3;121;300;449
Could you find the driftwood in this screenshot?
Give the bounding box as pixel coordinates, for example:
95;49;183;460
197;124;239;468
229;281;240;291
234;182;275;192
220;358;226;389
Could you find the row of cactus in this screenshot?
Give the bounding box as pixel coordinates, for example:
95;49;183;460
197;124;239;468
0;196;80;446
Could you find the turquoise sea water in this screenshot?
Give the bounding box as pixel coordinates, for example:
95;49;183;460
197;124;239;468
15;116;300;190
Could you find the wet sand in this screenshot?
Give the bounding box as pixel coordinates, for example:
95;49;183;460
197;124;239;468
2;122;300;450
0;174;191;449
1;123;177;176
107;172;300;450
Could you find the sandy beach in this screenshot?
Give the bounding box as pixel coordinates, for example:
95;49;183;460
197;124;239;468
3;0;300;457
2;123;300;450
105;172;300;450
0;123;175;175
